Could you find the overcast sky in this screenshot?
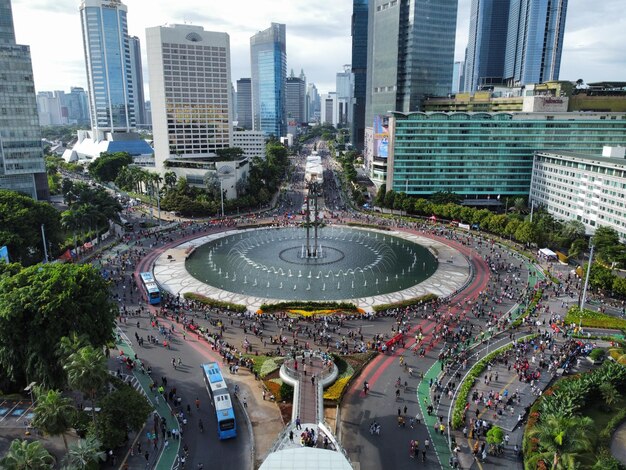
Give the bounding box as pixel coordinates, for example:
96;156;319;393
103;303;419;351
11;0;626;99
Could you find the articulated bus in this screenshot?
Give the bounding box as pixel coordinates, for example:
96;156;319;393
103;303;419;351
139;272;161;305
201;362;237;439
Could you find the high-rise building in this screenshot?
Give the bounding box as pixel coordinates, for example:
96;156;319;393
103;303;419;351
336;65;355;127
146;24;232;172
37;91;66;126
80;0;136;132
364;0;458;128
464;0;511;92
504;0;567;86
351;0;368;150
66;87;90;125
452;61;465;94
464;0;568;91
320;93;338;126
0;0;48;199
236;78;253;130
306;83;320;122
250;23;286;137
129;36;147;127
285;69;306;126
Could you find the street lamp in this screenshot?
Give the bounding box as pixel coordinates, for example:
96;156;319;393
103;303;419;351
24;381;36;404
217;166;235;218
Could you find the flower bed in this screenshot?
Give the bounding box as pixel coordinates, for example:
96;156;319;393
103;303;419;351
323;352;376;404
565;306;626;330
372;293;438;312
245;355;283;378
258;300;360;314
182;292;247;312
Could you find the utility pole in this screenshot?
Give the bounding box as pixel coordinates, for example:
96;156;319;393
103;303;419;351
156;180;161;226
580;244;594;315
220;179;224;218
529;199;535;223
41;224;49;263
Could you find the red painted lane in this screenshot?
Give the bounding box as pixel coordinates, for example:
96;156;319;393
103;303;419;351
350;231;491;395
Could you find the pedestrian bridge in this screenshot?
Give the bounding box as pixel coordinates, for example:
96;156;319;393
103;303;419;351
259;352;354;469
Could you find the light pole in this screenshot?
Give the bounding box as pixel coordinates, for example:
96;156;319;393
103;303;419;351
41;224;49;263
529;199;535;223
220;178;224;218
580;244;594;317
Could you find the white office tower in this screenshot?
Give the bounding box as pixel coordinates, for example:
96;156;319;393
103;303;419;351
146;24;233;172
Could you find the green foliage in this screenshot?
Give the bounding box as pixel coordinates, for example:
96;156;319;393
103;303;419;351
589;348;606;361
182;292;247;312
0;439;55;469
372;294;439;312
95;384;152;449
430;191;461;205
88;152;133;182
486;425;504;445
511;289;543;327
31;388;74;450
593;226;626;268
0;263;116;391
452;335;537;429
0;189;63;265
565;306;626;330
279;382;294;402
63;436;106;470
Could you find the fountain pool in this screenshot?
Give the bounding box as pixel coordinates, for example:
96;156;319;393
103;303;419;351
184;226;438;301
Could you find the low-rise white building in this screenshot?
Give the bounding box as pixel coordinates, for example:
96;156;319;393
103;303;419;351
530;146;626;240
232;130;266;159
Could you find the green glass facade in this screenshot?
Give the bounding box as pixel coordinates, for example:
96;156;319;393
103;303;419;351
388;112;626;197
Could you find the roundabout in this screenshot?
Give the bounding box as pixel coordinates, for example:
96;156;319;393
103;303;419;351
152;225;472;311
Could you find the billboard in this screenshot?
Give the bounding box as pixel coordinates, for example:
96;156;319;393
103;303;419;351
373;115;389;158
0;246;9;264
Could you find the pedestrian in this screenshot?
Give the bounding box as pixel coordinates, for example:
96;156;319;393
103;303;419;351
262;390;266;401
243;397;248;408
289;430;294;442
144;451;149;462
296;416;302;430
195;398;200;409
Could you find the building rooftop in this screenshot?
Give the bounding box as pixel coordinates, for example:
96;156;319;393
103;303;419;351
259;447;353;470
535;149;626;167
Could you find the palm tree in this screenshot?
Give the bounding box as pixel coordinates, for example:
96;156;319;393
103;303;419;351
164;171;177;189
31;388;74;452
64;346;108;424
63;436;105;470
0;439;55;470
527;414;594;470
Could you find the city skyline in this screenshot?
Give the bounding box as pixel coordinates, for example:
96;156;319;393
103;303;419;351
11;0;626;100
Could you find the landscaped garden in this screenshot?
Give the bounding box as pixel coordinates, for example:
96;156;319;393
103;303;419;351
522;360;626;469
565;306;626;331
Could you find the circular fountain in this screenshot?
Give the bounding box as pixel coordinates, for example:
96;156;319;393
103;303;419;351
184;226;437;301
153;225;472;311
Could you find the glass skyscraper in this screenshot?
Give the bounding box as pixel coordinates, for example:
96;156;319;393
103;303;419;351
464;0;511;92
364;0;458;129
351;0;368;150
129;36;146;127
387;112;626;197
0;0;48;200
236;78;253;130
464;0;568;91
80;0;136;132
504;0;568;86
250;23;286;138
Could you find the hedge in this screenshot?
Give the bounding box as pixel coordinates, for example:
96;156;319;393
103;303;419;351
511;289;543;328
451;334;537;429
182;292;247;312
372;293;439;312
565;306;626;330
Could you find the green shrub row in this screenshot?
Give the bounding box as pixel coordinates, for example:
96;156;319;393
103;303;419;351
511;289;543;328
451;334;537;429
258;300;360;312
372;294;439;312
182;292;247;312
565;306;626;331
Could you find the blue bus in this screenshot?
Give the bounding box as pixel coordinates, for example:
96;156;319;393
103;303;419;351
201;362;237;439
139;272;161;305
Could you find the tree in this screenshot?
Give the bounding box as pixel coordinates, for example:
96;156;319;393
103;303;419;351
88;152;132;182
560;220;586;243
0;189;63;265
587;262;615;291
0;439;55;470
592;226;626;267
515;221;537;245
64;346;108;423
63;436;105;470
0;263;116;391
569;238;588;262
163;171;177;189
486;425;504;452
95;385;153;449
430;191;461;205
527;414;593;470
374;184;387;207
612;276;626;297
31;388;74;451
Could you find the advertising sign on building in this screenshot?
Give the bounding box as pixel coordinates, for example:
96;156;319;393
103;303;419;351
373;115;389;158
522;96;569;113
